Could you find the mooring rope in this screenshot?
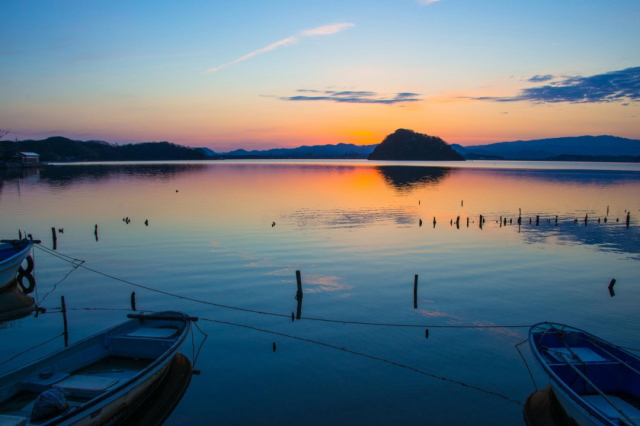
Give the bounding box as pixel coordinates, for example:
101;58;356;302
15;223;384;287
34;245;532;330
515;339;538;391
37;259;84;305
200;317;523;406
0;332;65;367
191;320;208;368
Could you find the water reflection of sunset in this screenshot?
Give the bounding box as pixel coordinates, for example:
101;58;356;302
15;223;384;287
1;163;638;257
1;162;639;426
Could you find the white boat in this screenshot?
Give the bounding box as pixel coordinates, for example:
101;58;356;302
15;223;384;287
529;322;640;426
0;240;36;292
0;311;196;425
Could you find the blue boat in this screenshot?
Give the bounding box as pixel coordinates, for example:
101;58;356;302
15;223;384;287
0;311;196;425
529;322;640;426
0;240;36;292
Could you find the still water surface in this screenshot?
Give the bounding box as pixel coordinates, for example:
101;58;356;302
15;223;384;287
1;160;639;425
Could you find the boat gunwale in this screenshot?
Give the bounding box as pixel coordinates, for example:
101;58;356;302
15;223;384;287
0;311;192;425
528;321;640;426
0;241;34;290
0;241;33;267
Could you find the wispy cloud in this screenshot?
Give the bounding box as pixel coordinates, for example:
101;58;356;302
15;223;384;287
279;89;421;105
469;66;640;103
207;22;354;73
528;74;554;83
417;0;441;5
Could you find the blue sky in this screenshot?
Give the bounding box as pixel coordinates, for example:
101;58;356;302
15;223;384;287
1;0;639;150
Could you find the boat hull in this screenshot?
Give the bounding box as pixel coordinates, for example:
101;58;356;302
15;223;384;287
0;241;34;291
56;358;172;426
549;381;607;426
529;322;640;426
0;311;194;426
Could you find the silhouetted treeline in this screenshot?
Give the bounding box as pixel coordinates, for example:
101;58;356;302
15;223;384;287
0;136;206;162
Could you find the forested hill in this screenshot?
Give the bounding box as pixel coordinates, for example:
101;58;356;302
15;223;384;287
0;136;207;162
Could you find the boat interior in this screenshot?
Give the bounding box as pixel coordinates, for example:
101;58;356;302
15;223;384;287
0;244;19;259
533;325;640;424
0;316;185;425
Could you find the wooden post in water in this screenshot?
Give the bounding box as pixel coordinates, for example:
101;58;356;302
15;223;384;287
51;227;57;250
130;291;136;311
19;230;22;239
456;216;460;229
295;270;303;319
467;217;469;227
627;212;631;228
584;214;588;226
94;224;99;242
608;279;616;297
500;216;502;228
61;296;69;347
536;216;539;226
413;274;418;309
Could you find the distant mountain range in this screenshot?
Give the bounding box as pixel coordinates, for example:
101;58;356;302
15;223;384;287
198;143;378;159
451;135;640;161
3;134;639;163
199;135;640;162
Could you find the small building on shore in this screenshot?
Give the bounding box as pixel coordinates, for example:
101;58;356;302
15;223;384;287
13;152;40;164
1;152;44;168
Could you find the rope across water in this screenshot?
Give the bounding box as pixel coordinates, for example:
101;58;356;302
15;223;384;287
35;244;532;330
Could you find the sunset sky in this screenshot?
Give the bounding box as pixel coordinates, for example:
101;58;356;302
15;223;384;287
1;0;639;151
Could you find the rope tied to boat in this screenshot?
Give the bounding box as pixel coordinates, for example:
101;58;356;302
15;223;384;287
515;339;538;391
34;245;533;330
0;332;65;367
200;317;524;406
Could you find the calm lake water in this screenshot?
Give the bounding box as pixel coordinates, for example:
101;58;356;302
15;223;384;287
1;160;639;425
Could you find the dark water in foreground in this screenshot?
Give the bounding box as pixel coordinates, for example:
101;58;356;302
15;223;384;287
1;160;639;425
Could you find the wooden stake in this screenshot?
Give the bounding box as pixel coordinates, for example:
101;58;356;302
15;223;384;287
608;279;616;298
413;274;418;309
295;270;303;319
130;291;136;311
61;296;69;347
296;270;303;295
51;227;57;250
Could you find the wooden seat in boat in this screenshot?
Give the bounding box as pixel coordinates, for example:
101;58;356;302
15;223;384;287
19;373;69;393
125;327;179;339
547;347;607;363
583;395;640;423
55;375;118;397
